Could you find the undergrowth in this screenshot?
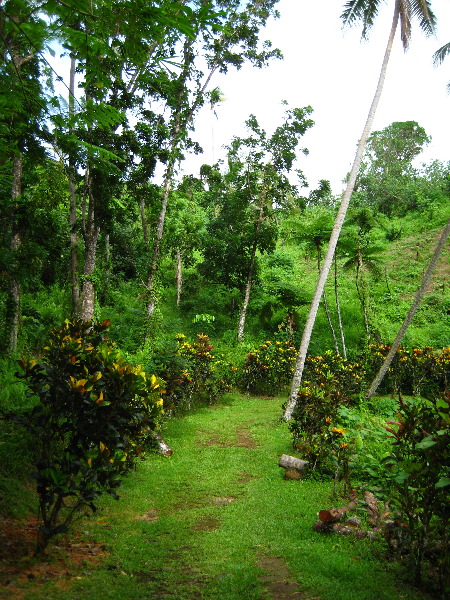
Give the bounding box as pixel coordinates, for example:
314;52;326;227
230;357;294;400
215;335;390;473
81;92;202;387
0;393;435;600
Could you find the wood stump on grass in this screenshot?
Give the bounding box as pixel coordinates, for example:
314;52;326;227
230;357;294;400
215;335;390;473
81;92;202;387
279;454;308;480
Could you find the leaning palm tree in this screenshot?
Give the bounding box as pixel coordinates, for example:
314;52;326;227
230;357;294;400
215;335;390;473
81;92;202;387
283;0;436;420
433;41;450;91
366;217;450;398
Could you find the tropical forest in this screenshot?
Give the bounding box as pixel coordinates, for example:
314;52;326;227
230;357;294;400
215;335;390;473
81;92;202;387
0;1;449;599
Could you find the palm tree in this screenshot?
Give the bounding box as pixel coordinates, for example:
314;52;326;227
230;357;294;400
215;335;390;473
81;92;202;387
433;41;450;91
366;217;450;398
283;0;436;420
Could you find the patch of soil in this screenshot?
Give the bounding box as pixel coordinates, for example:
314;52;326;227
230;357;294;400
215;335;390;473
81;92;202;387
0;517;108;600
235;428;257;448
198;425;257;449
136;509;159;522
199;432;234;447
257;555;311;600
0;517;39;561
192;516;220;531
237;471;255;484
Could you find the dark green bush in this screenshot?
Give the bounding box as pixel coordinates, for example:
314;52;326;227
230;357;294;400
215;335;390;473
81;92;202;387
16;319;164;553
378;393;450;592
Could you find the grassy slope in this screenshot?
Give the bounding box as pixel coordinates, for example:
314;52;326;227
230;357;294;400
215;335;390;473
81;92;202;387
3;393;431;600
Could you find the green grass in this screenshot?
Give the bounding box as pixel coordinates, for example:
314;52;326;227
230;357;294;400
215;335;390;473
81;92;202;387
1;392;433;600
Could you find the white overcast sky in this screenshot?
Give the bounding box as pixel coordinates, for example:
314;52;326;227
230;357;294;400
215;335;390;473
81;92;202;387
183;0;450;195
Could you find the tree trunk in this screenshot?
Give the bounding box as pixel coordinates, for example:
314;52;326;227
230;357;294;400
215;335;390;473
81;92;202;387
146;39;194;321
334;254;347;359
317;247;340;354
69;56;80;314
79;170;100;321
366;217;450;398
7;153;23;353
140;195;149;246
355;250;371;341
237;255;255;343
323;289;340;354
237;188;266;343
146;159;175;319
176;249;183;306
283;3;400;420
144;34;224;322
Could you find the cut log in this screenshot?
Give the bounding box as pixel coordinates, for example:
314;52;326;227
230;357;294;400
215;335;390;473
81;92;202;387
318;490;358;524
152;432;173;457
279;454;308;471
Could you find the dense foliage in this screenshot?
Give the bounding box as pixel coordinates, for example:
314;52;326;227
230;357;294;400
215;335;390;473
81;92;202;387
15;319;164;552
0;0;450;596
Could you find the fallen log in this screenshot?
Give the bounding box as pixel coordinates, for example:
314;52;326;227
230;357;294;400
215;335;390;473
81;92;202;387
313;520;376;539
279;455;308;479
317;489;358;523
152;432;173;457
363;491;380;526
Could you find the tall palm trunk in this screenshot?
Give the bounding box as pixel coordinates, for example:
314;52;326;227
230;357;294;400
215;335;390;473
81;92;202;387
366;217;450;398
283;3;400;420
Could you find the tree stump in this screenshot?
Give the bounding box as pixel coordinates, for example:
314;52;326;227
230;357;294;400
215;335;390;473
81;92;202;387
279;454;308;479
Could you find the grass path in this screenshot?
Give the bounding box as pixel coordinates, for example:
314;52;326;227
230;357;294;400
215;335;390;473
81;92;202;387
1;393;431;600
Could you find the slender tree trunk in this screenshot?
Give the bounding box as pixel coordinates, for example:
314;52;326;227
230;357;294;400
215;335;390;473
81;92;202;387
79;169;100;321
145;39;193;321
176;249;183;306
283;3;400;420
317;248;339;354
237;240;257;343
146;159;176;318
144;37;223;322
237;184;266;343
334;254;347;359
140;196;149;246
323;290;340;354
68;55;80;314
7;153;23;353
366;218;450;398
355;250;371;341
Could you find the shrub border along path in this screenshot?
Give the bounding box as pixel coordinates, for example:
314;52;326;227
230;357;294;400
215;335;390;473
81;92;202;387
0;393;432;600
